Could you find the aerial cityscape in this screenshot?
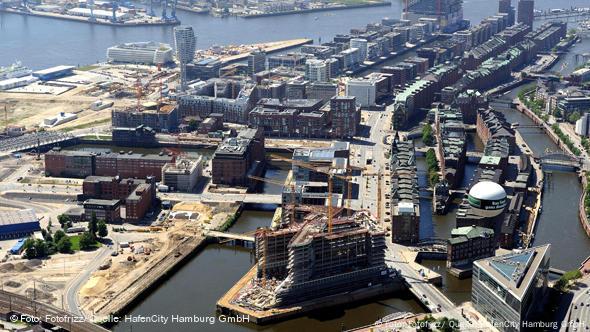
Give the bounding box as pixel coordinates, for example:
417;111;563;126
1;0;590;331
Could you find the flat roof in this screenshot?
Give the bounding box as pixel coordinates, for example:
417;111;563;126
0;209;38;226
33;65;75;76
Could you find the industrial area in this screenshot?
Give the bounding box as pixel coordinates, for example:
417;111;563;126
1;0;590;331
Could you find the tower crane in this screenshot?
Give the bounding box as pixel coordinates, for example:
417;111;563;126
270;154;364;233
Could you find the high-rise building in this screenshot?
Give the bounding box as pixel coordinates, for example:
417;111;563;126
575;113;590;137
247;50;266;77
517;0;534;28
498;0;515;26
173;26;196;91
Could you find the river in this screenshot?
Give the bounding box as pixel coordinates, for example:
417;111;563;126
2;0;589;69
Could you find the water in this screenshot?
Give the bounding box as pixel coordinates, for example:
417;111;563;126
2;0;589;69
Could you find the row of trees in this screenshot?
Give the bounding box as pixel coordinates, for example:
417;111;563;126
422;124;435;146
426;148;440;186
551;124;581;156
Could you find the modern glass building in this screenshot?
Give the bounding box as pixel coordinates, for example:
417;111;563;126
472;244;550;331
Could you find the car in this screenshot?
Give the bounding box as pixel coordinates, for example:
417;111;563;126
575;305;578;309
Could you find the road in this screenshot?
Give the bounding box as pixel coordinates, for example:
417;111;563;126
562;277;590;331
64;246;112;317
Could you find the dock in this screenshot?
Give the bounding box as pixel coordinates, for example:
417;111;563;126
216;266;403;324
0;8;180;26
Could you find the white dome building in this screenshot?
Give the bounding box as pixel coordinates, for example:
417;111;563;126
467;181;507;217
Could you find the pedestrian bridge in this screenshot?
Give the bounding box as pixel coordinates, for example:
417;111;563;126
0;289;108;332
203;230;255;243
538;153;582;171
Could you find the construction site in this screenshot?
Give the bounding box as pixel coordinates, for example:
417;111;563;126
216;142;402;324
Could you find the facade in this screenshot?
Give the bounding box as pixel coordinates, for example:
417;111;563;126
330;96;360;139
95;152;175;182
498;0;515;26
111;103;179;133
447;226;495;268
83;199;122;223
186;57;222;80
112;125;158;148
0;209;40;240
472;245;550;332
350;38;368;61
211;128;265;187
45;150;95;178
106;42;173;65
82;176;156;223
161;157;203;192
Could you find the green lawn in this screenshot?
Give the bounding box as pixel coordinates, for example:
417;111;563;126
69;235;102;251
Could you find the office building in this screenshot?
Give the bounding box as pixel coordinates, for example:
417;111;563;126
248;50;266;76
106;42;173;65
472;245;550;332
211;128;265;188
174;26;196;91
517;0;534;28
111;103;179;133
186;57;222;80
95;152;175;182
162;157;203;192
82;176;156;223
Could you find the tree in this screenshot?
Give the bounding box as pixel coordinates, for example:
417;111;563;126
187;119;199;132
23;239;48;259
422;124;434;146
436;317;460;332
98;220;108;239
58;214;70;227
568;111;581;124
56;236;72;253
53;230;66;244
79;232;95;250
88;213;98;240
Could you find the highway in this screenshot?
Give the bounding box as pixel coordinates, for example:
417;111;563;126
562;277;590;331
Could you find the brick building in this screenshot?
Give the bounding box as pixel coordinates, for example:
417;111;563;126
44;149;95;178
212;128;265;188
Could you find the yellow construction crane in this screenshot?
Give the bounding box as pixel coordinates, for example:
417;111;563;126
270;154;362;233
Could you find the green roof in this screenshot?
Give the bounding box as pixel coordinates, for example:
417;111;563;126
480;155;501;165
449;226;494;244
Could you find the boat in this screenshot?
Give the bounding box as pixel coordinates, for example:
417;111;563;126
0;61;33;80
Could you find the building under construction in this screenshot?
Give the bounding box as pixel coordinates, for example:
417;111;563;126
403;0;467;33
239;211;391;309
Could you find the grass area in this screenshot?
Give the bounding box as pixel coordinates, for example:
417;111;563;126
77;65;99;71
62;118;110;132
69;235;102;251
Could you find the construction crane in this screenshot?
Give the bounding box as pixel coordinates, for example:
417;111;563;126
248;175;296;225
170;0;178;19
111;0;118;23
161;0;168;19
270;154;361;233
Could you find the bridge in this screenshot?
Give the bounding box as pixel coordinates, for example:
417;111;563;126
0;132;76;155
0;289;108;332
538;153;583;171
534;9;590;21
161;192;282;205
204;230;255;243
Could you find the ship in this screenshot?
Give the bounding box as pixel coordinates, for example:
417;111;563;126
0;61;33;81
